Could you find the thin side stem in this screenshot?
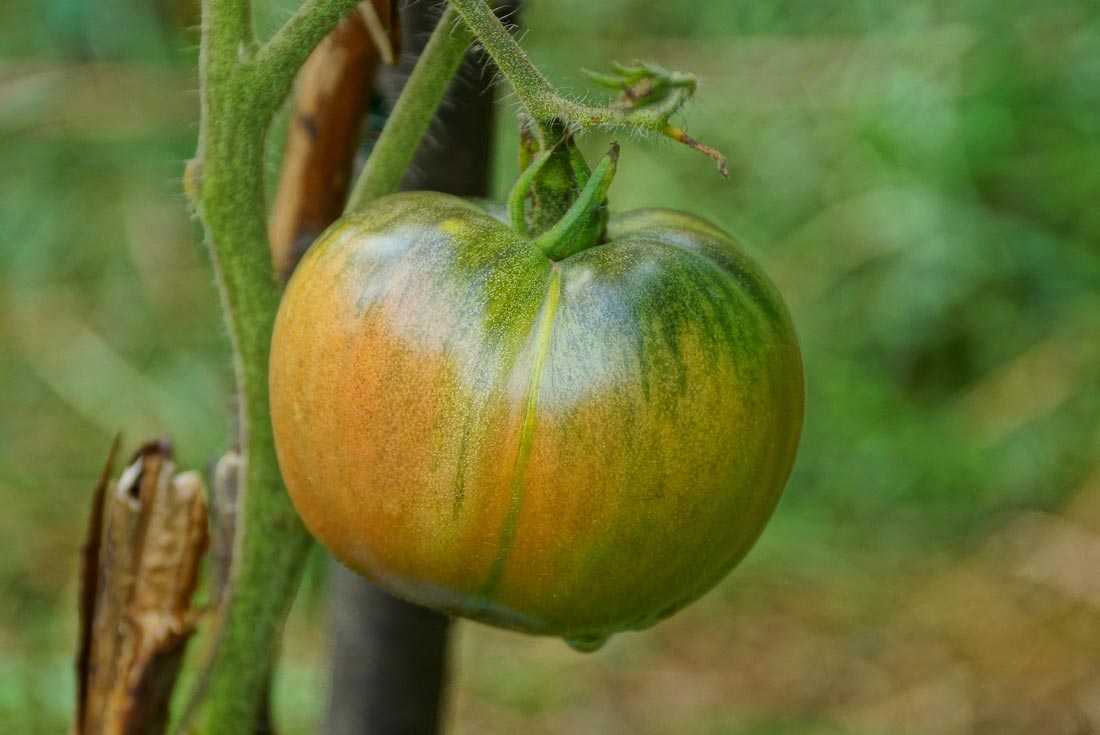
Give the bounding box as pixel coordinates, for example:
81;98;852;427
346;5;471;210
446;0;728;173
445;0;657;128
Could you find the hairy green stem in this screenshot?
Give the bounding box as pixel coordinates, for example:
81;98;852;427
447;0;727;172
346;6;472;209
446;0;643;130
446;0;557;140
181;0;358;731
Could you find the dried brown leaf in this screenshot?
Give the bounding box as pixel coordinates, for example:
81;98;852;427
74;440;208;735
269;0;399;281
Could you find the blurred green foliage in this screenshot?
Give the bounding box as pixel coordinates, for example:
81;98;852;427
1;0;1098;732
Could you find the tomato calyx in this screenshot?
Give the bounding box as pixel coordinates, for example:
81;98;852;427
511;124;593;239
533;142;618;261
508;139;619;262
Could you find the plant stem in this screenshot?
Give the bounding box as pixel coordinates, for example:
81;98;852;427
182;0;358;732
346;5;472;210
447;0;555;140
445;0;649;130
447;0;727;173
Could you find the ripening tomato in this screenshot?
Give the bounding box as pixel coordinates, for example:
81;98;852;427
270;189;803;650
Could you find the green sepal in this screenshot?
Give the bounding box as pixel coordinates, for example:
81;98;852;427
534;142;619;261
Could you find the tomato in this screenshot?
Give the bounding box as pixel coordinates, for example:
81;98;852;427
270;191;803;649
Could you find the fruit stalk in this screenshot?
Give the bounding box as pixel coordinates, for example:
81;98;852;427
446;0;727;172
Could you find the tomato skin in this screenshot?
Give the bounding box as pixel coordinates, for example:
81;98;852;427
270;191;804;641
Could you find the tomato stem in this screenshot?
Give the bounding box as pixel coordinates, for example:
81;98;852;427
446;0;728;174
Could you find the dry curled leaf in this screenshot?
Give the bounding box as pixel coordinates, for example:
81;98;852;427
269;0;400;280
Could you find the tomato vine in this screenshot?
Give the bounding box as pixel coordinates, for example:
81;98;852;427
184;0;726;731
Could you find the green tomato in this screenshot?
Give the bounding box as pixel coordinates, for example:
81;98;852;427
270;191;804;651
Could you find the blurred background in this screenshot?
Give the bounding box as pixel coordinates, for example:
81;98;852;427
2;0;1099;733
